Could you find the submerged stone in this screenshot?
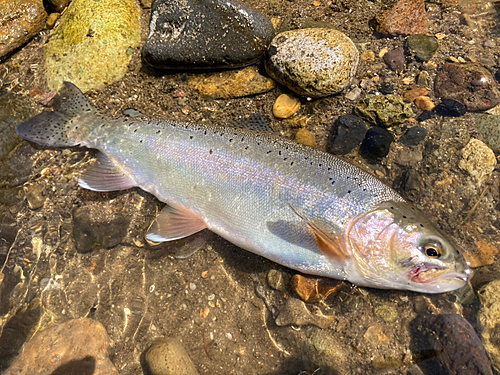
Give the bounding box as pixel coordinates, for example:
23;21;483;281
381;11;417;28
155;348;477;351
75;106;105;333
359;127;394;162
355;94;414;127
326;115;368;155
375;0;429;36
406;34;439;61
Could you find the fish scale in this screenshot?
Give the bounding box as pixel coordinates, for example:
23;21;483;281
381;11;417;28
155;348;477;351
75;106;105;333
16;82;469;293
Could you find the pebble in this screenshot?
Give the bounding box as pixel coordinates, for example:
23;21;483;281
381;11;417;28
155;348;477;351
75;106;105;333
344;86;362;101
0;0;47;59
295;128;317;148
394;147;423;165
417;109;436;122
143;0;275;69
383;47;405;72
435;99;467;117
290;274;343;303
273;93;301;119
355;94;414;127
326;114;368;155
275;297;335;329
359;127;394;162
375;0;429;36
46;12;60;28
417;70;431;87
45;0;140;92
414;96;435;111
25;184;46;210
4;318;118;375
265;28;359;98
478;280;500;372
145;337;199;375
402;88;428;102
434;63;500;112
475;113;500;152
463;241;499;268
47;0;70;12
361;50;375;62
267;269;286;291
399;126;427;146
406;34;439;61
187;66;275;99
459;138;497;185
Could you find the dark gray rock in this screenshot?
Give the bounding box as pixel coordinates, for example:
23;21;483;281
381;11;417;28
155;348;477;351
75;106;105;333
406;34;439;61
435;99;467;117
326;115;368;155
399;126;427;146
143;0;275;69
359;127;394;162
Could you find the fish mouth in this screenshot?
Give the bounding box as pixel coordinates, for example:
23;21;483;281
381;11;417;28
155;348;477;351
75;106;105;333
409;263;468;284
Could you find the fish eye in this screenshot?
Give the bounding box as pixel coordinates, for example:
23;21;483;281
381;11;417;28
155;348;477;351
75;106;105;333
422;242;442;258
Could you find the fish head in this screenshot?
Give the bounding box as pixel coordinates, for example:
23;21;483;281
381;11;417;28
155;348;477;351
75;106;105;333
346;201;470;293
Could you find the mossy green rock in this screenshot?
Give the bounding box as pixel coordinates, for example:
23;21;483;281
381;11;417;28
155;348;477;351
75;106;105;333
355;94;414;127
44;0;140;93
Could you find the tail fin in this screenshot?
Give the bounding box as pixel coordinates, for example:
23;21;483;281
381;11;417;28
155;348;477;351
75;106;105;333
16;82;99;147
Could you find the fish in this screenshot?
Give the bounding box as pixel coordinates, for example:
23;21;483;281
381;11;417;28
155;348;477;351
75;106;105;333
16;82;469;293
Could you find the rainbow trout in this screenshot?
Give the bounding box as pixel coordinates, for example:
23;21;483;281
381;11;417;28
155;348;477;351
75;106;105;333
16;82;469;293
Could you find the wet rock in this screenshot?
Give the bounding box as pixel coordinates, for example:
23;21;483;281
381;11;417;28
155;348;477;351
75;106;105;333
361;50;375;62
4;318;118;375
143;0;275;69
434;63;500;112
435;99;467;117
265;28;359;98
375;0;429;36
399;126;427;146
267;269;286;291
417;70;431;87
414;96;435;111
383;47;405;72
290;274;343;303
0;0;47;59
44;0;141;92
394;147;423;165
272;93;301;119
187;66;275;99
326;114;368;155
402;88;428;103
295;128;316;148
72;203;131;253
355;94;414;127
275;297;334;329
479;280;500;372
373;305;398;323
458;138;497;185
45;12;59;29
25;184;46;210
47;0;70;12
359;127;394;162
475;113;500;152
417;110;435;122
463;241;499;268
424;314;493;375
406;34;439;61
344;86;362;101
145;337;199;375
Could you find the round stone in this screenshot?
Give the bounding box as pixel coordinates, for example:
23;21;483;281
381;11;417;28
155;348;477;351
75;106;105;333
264;28;359;98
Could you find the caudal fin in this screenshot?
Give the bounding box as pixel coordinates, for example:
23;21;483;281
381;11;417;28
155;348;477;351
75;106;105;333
16;82;99;147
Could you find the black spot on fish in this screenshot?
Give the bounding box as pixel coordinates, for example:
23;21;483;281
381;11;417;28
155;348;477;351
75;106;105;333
190;136;193;139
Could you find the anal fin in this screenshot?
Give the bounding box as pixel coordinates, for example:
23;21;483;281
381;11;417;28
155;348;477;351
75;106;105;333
79;152;136;192
147;204;207;242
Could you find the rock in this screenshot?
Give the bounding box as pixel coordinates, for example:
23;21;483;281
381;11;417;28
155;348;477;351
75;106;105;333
275;297;335;329
423;314;493;375
0;0;47;59
359;127;394;162
344;86;362;101
355;94;414;127
145;338;199;375
459;138;497;185
265;28;359;98
383;47;405;72
143;0;275;69
373;305;398;323
272;93;301;119
394;147;423;165
267;269;286;291
434;63;500;112
475;113;500;152
44;0;141;92
417;110;435;122
361;50;375;62
402;88;429;103
478;281;500;372
435;99;467;117
4;318;118;375
375;0;429;36
463;241;499;268
399;126;427;146
187;66;275;99
290;274;343;303
25;184;46;210
326;114;368;155
295;128;316;147
414;96;435;111
406;34;439;61
46;12;59;29
417;70;431;87
47;0;70;12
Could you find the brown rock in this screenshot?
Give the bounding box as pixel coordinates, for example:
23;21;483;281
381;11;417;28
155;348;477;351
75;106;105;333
375;0;429;36
4;318;118;375
463;241;499;268
402;88;429;102
295;128;317;147
383;47;405;72
414;96;435;110
273;93;301;119
290;274;343;303
0;0;47;58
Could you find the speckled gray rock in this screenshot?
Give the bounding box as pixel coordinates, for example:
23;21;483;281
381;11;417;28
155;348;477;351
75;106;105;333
264;28;359;98
145;337;199;375
143;0;275;69
478;280;500;372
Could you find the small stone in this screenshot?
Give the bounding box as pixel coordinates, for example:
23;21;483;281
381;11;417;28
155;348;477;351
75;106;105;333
265;28;359;98
379;48;389;58
406;34;439;61
273;93;301;119
417;71;431;87
459;138;497;185
275;297;335;329
145;337;199;375
355;94;414;127
484;40;496;49
47;0;69;12
375;0;429;36
326;114;368;155
383;47;405;72
394;147;423;165
378;81;397;95
46;12;59;28
188;66;275;99
0;0;47;59
478;280;500;373
267;269;285;291
25;184;46;210
434;63;500;112
374;305;398;323
417;110;435;122
399;126;427;146
295;128;316;147
361;50;376;62
414;96;435;111
143;0;275;69
344;87;362;101
475;113;500;152
290;274;342;303
402;88;429;102
463;241;499;268
359;127;394;162
435;99;467;117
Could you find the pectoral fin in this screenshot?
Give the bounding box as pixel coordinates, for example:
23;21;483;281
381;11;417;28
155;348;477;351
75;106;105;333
288;204;349;265
79;153;136;192
147;204;207;242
